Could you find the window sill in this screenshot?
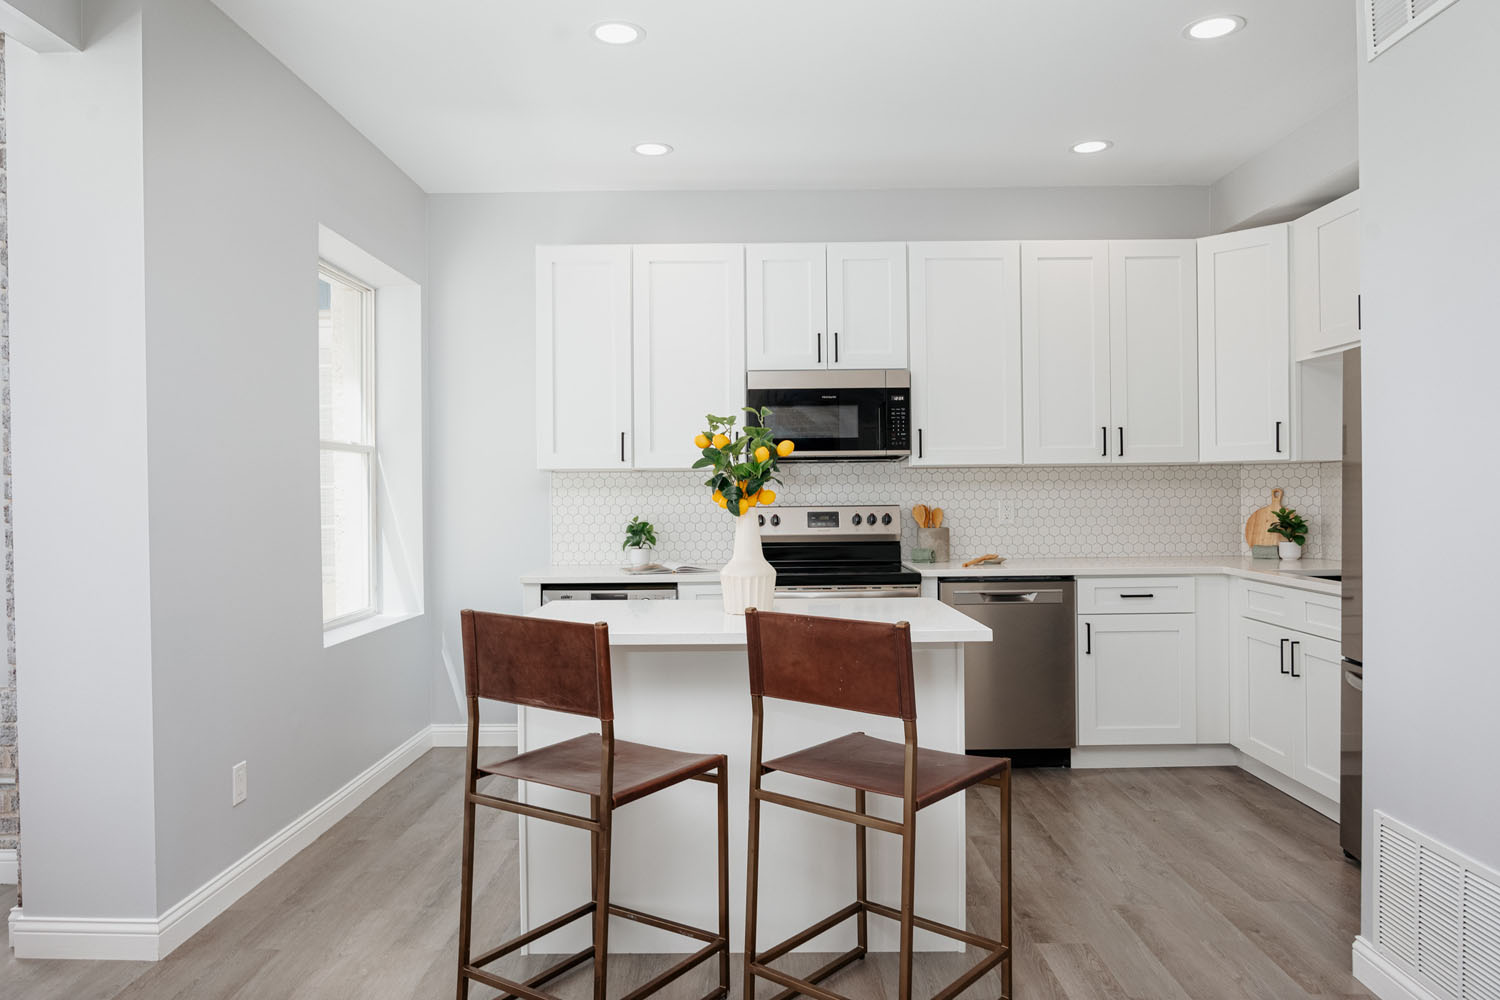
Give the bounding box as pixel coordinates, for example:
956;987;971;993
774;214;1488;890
323;611;422;649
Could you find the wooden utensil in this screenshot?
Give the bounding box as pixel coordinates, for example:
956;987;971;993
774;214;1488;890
930;507;944;528
1244;487;1286;547
962;554;1004;568
913;504;930;528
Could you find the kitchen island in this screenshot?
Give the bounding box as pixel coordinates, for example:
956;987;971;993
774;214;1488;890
512;597;991;955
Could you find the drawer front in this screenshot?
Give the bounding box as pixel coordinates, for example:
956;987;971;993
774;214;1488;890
1077;576;1196;615
1238;580;1341;640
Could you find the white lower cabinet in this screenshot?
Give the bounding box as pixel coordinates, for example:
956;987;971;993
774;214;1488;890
1231;611;1341;804
1077;612;1197;745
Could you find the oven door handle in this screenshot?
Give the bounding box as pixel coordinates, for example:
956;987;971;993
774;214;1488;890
774;587;920;599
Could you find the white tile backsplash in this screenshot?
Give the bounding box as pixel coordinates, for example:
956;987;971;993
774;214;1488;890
552;462;1343;566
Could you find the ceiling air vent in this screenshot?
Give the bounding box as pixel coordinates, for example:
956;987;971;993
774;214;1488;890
1366;0;1464;59
1373;810;1500;1000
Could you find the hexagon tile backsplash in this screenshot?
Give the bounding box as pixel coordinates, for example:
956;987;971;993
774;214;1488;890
551;462;1343;567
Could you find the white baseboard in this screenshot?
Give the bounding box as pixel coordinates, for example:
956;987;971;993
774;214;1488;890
1235;754;1339;821
1071;745;1239;769
1353;935;1438;1000
0;848;17;886
428;723;517;748
11;725;436;961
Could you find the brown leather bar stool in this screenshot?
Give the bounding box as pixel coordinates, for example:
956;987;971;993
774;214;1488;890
456;609;730;1000
742;608;1013;1000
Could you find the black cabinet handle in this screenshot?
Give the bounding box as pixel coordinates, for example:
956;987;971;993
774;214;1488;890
620;431;626;463
1120;593;1154;599
1357;294;1362;331
1290;640;1301;677
816;332;822;364
1085;621;1092;655
1118;426;1124;457
1280;637;1290;675
917;428;923;459
1101;426;1108;457
1275;421;1282;454
834;331;839;363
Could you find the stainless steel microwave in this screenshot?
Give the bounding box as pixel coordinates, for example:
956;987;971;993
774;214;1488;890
745;370;911;460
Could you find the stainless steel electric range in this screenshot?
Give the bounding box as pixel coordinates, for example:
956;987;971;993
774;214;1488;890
757;504;921;598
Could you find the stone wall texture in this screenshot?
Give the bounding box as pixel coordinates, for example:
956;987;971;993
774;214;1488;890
1;32;19;857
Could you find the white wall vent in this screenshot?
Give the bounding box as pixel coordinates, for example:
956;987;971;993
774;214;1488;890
1373;810;1500;999
1366;0;1464;59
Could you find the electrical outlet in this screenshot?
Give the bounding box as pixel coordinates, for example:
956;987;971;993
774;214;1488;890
232;761;248;806
997;502;1016;527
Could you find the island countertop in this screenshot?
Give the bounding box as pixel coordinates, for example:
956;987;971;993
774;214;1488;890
529;596;992;646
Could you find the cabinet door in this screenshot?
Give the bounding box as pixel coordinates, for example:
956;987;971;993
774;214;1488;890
1109;241;1199;463
1197;225;1291;462
631;245;746;469
908;242;1022;465
1077;613;1197;745
827;243;908;369
1292;633;1342;801
1293;191;1360;361
1021;242;1112;464
536;245;633;469
1236;618;1299;777
747;244;827;370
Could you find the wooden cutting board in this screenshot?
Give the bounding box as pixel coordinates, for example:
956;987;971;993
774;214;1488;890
1244;487;1285;547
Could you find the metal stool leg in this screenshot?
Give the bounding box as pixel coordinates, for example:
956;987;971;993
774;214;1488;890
716;765;731;997
1000;766;1013;1000
744;777;764;997
855;789;869;956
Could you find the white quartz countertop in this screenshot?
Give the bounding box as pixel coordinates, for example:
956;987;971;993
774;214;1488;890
522;556;1341;596
528;597;992;646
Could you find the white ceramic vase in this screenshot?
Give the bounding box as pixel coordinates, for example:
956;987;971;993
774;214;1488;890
627;547;651;568
1278;541;1303;561
721;513;776;615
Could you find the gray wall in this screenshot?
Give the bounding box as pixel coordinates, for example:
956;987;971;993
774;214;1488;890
1210;95;1359;233
0;31;17;863
1358;0;1500;934
427;186;1213;724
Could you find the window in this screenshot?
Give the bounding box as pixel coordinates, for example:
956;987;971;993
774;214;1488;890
318;263;377;627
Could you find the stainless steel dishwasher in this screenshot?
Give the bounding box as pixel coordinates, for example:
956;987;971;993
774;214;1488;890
939;578;1076;765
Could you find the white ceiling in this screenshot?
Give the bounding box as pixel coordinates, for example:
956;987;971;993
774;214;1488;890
208;0;1357;194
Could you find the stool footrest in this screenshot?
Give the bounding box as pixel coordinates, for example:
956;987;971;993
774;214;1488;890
608;902;721;945
618;939;726;1000
470;901;596;968
758;901;862;965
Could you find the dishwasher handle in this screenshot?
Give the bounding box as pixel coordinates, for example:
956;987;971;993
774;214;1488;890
946;588;1065;606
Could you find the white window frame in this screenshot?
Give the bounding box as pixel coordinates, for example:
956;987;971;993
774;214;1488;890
319;260;380;630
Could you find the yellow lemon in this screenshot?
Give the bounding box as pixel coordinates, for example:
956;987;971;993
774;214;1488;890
738;498;751;515
777;439;795;457
712;433;730;449
715;494;728;509
746;492;759;507
760;489;777;505
712;490;724;504
754;446;771;463
694;433;711;449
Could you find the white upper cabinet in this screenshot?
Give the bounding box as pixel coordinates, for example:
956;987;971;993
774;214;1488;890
631;245;746;469
535;245;634;470
827;243;908;369
1021;242;1112;464
1197;224;1291;462
746;244;826;370
908;242;1023;465
1293;190;1361;361
1109;241;1199;463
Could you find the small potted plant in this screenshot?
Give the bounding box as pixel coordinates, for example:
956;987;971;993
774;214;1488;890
1267;507;1308;561
621;516;657;568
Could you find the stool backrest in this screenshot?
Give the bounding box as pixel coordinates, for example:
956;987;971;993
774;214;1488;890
744;608;916;721
460;610;614;721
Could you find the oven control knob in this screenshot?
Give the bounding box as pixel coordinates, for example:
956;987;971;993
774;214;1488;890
867;512;877;525
882;513;893;526
770;515;780;527
757;514;765;526
851;514;863;525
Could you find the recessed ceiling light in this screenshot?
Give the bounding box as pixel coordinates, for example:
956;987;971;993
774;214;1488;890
1071;139;1113;154
592;21;644;45
633;142;673;157
1185;15;1246;40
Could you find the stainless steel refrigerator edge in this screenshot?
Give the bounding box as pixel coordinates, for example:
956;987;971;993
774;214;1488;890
940;579;1076;763
1340;348;1363;861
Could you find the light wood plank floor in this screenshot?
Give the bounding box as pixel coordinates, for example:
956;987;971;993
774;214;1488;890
1;749;1370;999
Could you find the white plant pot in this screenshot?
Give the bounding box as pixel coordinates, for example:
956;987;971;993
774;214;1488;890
1278;541;1303;561
627;547;651;568
720;514;776;615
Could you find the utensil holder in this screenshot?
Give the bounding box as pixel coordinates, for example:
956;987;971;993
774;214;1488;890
916;526;950;563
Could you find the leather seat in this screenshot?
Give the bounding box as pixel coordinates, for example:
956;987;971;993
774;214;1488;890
482;734;726;808
764;732;1007;810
